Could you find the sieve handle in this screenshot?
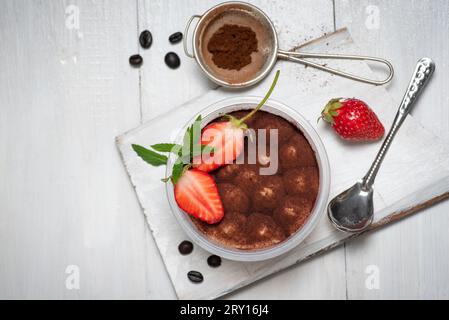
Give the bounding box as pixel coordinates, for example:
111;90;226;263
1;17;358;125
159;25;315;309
183;15;202;59
277;50;394;86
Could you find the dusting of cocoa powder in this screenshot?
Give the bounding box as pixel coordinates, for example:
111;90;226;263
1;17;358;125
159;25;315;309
191;111;320;251
207;24;258;71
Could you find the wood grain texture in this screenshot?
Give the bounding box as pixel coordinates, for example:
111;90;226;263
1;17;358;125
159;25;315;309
335;0;449;299
0;0;148;299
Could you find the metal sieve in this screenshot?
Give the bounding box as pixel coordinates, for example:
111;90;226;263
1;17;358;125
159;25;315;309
184;1;394;89
165;97;331;261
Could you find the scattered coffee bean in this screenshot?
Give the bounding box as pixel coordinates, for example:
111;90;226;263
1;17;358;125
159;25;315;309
207;255;222;268
178;241;193;255
129;54;143;67
165;52;181;69
139;30;153;49
169;32;183;44
187;271;204;283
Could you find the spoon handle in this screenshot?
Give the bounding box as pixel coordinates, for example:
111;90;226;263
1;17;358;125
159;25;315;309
362;58;435;189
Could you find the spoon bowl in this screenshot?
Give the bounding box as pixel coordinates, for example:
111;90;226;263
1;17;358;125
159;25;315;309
328;182;373;232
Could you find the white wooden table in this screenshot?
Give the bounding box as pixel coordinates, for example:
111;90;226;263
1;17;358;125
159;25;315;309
1;0;448;299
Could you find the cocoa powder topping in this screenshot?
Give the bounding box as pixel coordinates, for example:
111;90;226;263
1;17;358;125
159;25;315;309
207;24;258;71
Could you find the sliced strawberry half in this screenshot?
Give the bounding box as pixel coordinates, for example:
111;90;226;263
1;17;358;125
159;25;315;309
194;70;280;172
193;121;245;172
174;169;224;224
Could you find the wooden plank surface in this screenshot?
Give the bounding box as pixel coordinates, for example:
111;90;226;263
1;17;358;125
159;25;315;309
0;0;148;299
335;0;449;299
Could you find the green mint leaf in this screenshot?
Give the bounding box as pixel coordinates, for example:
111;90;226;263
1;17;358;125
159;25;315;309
183;125;192;154
151;143;182;154
192;120;202;159
192;115;202;145
178;154;192;165
181;115;204;162
132;144;167;167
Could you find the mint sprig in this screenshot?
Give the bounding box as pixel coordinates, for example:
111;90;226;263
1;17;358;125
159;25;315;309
132;115;213;184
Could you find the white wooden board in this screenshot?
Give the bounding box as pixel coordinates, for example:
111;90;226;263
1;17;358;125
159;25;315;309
116;29;449;299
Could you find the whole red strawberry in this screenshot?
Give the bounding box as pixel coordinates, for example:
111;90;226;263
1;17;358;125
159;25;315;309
194;70;280;172
321;98;385;142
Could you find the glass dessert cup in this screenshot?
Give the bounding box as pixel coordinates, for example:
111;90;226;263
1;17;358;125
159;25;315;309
166;97;330;262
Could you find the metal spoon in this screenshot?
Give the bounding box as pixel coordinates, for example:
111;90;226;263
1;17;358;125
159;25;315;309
328;57;435;233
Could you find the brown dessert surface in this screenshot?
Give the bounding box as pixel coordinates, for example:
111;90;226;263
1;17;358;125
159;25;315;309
191;111;319;250
207;24;258;71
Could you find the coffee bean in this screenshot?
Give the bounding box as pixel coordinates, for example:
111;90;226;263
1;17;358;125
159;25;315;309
165;52;180;69
178;241;193;255
207;255;222;268
139;30;153;49
169;32;183;44
187;271;204;283
129;54;143;67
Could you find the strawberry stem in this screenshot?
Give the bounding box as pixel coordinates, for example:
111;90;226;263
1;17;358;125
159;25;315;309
238;70;280;126
321;98;343;125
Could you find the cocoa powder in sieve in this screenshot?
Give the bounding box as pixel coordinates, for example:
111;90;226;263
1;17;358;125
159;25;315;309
207;24;258;71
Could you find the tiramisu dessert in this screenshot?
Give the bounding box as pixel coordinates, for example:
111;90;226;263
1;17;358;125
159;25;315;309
191;110;319;250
